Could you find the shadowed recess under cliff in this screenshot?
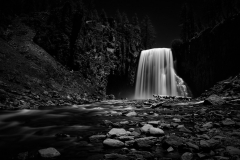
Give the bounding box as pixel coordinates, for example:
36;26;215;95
135;48;189;99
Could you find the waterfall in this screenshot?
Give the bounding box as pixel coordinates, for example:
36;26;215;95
135;48;188;99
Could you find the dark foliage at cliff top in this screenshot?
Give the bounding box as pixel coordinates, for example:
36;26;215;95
171;0;240;97
0;0;156;99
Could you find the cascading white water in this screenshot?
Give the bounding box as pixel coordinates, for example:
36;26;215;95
135;48;187;99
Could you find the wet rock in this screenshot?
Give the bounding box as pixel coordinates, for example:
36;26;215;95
160;123;171;128
148;121;160;126
129;128;134;132
164;135;184;148
108;128;128;137
186;142;199;150
230;132;240;137
118;136;134;141
177;125;185;128
200;140;210;148
102;120;112;127
226;146;240;155
112;122;122;128
206;139;220;148
171;122;179;128
173;118;181;123
140;124;153;134
126;111;137;117
104;153;127;159
222;118;235;126
130;131;141;137
181;152;193;160
38;147;61;158
89;135;106;142
135;137;157;148
197;153;206;158
103;139;125;148
125;140;135;147
198;134;210;140
204;94;225;105
130;151;154;160
149;127;164;136
202;122;213;128
167;146;174;152
179;126;192;133
120;121;129;125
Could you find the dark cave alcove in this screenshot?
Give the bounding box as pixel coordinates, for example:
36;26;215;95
106;74;135;99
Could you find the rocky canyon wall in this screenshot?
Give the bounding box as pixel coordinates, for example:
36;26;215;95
176;14;240;97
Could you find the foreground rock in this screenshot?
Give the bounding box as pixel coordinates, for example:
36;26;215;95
204;94;225;105
38;147;61;158
103;139;125;148
107;128;128;137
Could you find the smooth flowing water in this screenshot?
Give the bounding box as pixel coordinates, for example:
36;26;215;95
135;48;188;99
0;100;145;159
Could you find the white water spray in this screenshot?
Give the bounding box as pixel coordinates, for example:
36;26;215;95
135;48;188;99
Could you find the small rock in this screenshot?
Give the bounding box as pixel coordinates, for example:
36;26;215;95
38;147;61;158
103;139;125;148
164;135;184;148
171;122;179;128
204;94;225;105
125;140;135;147
177;125;185;128
200;140;210;148
120;121;129;125
186;142;199;150
206;139;220;148
198;134;210;140
89;135;106;142
126;111;137;117
226;146;240;155
222;118;235;126
230;132;240;137
129;128;135;132
160;123;171;128
181;152;193;160
197;153;206;158
108;128;128;137
167;146;174;152
202;122;213;128
140;124;153;133
135;137;157;148
149;127;164;135
179;126;192;133
173;118;181;123
148;121;160;126
118;136;134;141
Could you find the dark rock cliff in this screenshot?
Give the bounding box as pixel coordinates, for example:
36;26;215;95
176;14;240;97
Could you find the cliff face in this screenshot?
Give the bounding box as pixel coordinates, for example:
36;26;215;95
177;14;240;97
